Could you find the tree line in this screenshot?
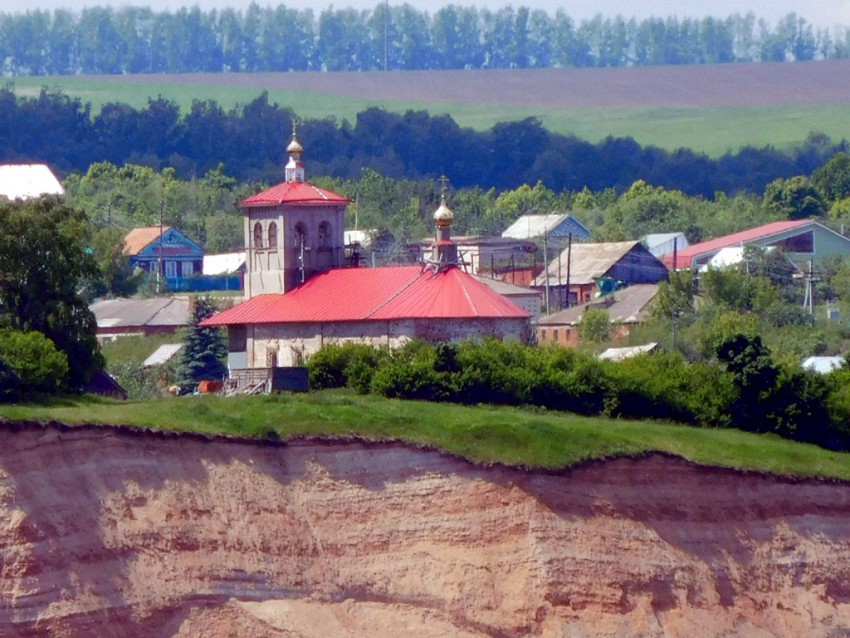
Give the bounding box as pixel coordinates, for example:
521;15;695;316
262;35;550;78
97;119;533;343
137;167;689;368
3;87;848;201
2;5;849;75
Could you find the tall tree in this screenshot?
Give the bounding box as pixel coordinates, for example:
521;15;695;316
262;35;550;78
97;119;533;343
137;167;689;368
178;297;227;391
0;197;102;388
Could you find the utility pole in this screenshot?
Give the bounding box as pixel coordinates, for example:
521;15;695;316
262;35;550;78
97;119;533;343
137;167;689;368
157;201;164;294
565;232;572;308
803;258;816;315
542;229;549;315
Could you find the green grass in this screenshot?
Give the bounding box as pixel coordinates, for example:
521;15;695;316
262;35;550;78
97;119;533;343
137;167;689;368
100;333;184;368
2;390;849;480
12;76;850;156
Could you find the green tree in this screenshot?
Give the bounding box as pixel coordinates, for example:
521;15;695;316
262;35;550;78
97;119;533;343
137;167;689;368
812;152;850;203
178;297;227;391
0;198;103;388
714;333;778;432
652;269;695;321
763;175;827;219
0;329;69;393
90;226;143;297
579;307;611;343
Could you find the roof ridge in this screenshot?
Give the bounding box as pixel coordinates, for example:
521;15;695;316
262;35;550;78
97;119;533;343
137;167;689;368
364;266;427;318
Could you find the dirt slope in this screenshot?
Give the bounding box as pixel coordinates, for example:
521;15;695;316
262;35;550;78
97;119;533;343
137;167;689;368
1;421;850;637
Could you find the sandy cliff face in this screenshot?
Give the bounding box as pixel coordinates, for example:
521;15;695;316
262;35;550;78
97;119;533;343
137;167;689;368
1;422;849;637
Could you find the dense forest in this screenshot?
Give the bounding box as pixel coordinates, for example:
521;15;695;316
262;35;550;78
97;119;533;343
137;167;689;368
2;87;848;200
1;5;849;75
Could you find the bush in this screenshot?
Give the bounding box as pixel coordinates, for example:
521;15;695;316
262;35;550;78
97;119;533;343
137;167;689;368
370;360;455;401
308;342;388;391
0;330;68;393
603;352;733;426
0;357;20;403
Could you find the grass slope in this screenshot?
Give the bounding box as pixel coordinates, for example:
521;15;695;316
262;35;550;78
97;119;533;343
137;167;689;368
2;390;849;480
13;76;850;157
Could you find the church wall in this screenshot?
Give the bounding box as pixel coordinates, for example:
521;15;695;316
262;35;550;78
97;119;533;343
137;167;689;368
243;317;531;368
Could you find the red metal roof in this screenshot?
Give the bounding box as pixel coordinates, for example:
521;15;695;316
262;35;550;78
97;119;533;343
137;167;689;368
240;181;350;208
202;265;530;326
661;219;812;269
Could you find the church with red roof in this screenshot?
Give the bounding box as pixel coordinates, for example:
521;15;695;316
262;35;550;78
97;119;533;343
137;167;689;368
203;130;531;370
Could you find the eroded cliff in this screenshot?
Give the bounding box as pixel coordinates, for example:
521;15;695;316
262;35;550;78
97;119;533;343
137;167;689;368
1;421;849;637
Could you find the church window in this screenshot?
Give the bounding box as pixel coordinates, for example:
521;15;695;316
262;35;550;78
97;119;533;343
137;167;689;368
268;222;278;249
318;222;331;247
295;223;307;248
253;222;263;249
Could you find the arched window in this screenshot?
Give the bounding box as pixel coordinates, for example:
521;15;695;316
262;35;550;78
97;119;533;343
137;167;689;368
318;221;331;247
268;222;278;249
253;222;263;249
294;222;307;248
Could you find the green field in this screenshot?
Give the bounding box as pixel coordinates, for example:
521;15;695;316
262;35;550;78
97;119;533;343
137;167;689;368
2;390;849;480
12;76;850;157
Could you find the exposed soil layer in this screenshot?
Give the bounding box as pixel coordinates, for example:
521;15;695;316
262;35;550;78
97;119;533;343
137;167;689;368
106;60;850;108
2;421;850;637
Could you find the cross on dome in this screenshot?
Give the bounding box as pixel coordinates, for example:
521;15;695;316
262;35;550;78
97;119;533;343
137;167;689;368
285;120;305;183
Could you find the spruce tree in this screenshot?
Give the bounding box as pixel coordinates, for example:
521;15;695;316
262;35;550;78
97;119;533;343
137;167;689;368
178;297;227;392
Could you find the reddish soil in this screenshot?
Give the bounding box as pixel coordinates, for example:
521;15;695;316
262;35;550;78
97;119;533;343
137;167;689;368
3;422;850;637
107;59;850;108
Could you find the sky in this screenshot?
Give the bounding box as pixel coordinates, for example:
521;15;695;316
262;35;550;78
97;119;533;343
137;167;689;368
11;0;850;29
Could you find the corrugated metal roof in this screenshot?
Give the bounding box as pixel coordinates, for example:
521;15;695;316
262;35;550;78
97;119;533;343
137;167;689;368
661;219;811;269
472;274;539;296
599;343;664;361
90;297;190;328
802;356;845;374
538;283;660;326
203;265;529;326
143;343;183;367
533;241;638;286
0;164;64;200
240;181;350;207
124;226;172;256
502;213;591;240
644;232;689;258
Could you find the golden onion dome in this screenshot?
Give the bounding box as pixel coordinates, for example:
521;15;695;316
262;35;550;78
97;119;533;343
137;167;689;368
287;135;303;154
433;201;454;227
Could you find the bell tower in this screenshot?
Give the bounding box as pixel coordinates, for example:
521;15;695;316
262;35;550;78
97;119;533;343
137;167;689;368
241;123;350;298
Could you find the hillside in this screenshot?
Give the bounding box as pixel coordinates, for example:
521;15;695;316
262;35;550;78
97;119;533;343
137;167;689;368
1;420;849;637
17;60;850;155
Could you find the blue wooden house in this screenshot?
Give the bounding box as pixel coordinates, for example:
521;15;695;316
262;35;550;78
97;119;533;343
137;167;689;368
124;225;204;282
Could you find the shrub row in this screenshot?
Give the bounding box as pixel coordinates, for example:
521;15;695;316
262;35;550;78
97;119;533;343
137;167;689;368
307;338;850;451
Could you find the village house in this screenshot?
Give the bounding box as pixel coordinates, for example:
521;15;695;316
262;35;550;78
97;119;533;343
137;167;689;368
661;219;850;270
502;212;591;242
202;131;532;373
536;283;660;348
418;235;539;280
90;297;190;341
124;225;204;282
532;240;668;310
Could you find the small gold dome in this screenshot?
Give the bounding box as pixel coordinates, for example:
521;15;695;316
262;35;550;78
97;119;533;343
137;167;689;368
287;135;303;154
433;201;454;227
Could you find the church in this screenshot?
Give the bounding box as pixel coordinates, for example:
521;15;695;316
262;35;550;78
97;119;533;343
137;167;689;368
202;129;532;370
